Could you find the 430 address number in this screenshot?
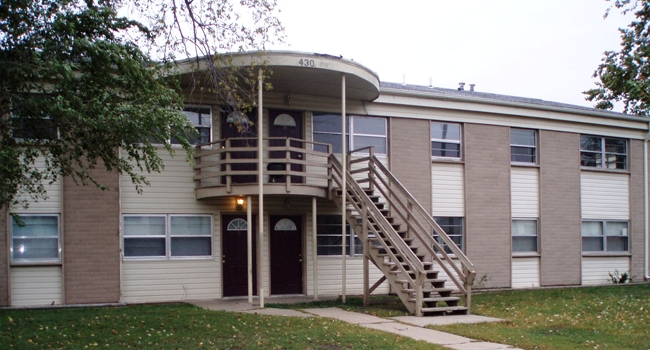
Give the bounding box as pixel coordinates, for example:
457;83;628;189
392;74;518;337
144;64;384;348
298;59;315;67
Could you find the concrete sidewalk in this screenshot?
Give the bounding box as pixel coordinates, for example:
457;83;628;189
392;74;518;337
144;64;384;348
189;298;521;350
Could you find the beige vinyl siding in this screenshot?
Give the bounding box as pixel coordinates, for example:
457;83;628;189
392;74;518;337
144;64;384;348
580;172;629;220
12;157;61;213
510;167;539;218
11;266;62;306
121;151;222;214
512;257;540;288
431;163;464;216
307;258;389;295
122;260;219;303
581;256;630;285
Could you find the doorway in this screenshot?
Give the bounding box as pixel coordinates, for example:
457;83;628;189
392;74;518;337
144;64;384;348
222;214;257;297
268;110;304;183
270;215;303;295
221;110;257;184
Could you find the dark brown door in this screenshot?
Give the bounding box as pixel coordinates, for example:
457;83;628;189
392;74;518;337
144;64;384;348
268;110;304;184
222;214;257;297
221;110;257;184
270;215;303;295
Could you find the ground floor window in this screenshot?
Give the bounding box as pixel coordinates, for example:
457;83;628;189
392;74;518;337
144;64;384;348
582;220;628;252
512;219;538;253
11;214;60;262
316;215;362;256
433;217;464;253
123;214;212;258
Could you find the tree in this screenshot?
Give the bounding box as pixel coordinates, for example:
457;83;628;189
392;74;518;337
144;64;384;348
585;0;650;115
0;0;284;213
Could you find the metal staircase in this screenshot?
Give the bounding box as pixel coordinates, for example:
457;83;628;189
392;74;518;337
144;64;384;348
329;148;476;316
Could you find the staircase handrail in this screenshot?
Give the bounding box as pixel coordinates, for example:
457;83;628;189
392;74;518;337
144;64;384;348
369;155;476;278
329;155;427;281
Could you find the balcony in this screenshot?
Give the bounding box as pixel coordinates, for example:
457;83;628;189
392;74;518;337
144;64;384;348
194;137;333;199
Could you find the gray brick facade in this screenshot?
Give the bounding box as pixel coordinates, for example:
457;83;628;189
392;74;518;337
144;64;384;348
465;123;512;288
539;130;582;286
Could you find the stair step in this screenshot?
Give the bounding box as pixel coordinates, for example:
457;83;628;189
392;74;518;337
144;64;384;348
401;288;454;294
421;306;468;315
396;278;446;284
408;296;461;303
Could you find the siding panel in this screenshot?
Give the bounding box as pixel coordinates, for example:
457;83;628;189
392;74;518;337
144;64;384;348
12;156;61;213
512;257;540;288
432;163;465;216
11;266;62;306
510;167;539;218
581;256;630;285
122;260;220;303
309;258;389;295
580;172;629;220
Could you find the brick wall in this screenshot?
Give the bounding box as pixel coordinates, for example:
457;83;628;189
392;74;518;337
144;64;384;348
465;123;512;288
389;118;432;212
0;206;8;306
63;165;120;304
629;140;645;279
539;130;581;286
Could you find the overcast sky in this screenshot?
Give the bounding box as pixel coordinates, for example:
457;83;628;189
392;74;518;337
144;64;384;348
269;0;634;109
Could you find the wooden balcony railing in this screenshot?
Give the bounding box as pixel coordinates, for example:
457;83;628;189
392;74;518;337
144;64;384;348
193;137;333;196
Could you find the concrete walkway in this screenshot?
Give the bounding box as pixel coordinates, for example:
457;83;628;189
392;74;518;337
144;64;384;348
189;297;522;350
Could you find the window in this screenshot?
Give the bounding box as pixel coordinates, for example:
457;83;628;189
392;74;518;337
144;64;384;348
11;215;60;262
510;129;536;163
582;221;628;252
312;114;387;154
316;215;362;256
123;215;212;258
512;220;538;253
174;106;212;146
433;217;463;253
580;135;627;170
11;117;57;141
431;122;461;158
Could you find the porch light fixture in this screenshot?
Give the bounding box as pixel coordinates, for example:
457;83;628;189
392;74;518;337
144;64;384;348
236;197;245;211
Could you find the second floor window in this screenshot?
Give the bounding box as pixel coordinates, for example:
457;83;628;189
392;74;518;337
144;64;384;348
174;106;212;146
580;135;627;170
312;114;386;155
431;122;461;159
511;129;536;164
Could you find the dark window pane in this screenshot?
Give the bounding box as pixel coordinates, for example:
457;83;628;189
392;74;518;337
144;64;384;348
432;142;461;158
124;238;166;257
582;237;603;252
353;135;386;154
605;138;626;154
607;237;628;252
605;154;626;170
511;146;535;163
171;237;212;256
580;136;601;151
12;118;57;140
313;133;349;154
513;236;537;252
354;116;386;135
313;114;349;133
580;152;601;167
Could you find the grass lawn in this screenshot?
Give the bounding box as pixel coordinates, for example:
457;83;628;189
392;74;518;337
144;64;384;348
433;283;650;349
0;302;445;349
271;284;650;350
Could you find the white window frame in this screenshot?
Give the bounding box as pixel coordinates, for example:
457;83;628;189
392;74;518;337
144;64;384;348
433;216;464;254
581;220;629;253
316;215;363;257
176;105;213;147
431;122;462;160
580;135;627;170
511;219;538;254
510;128;537;164
10;214;61;263
311;113;387;155
122;214;213;260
